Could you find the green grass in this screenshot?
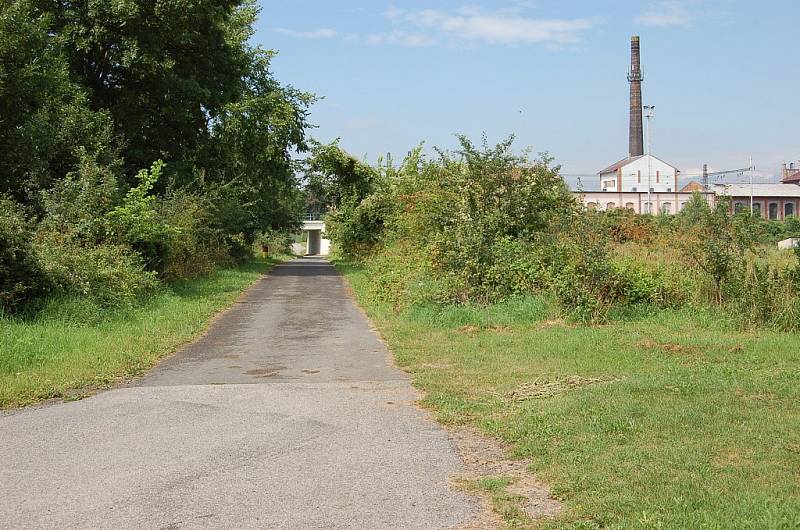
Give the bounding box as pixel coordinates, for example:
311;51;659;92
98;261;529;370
0;257;281;409
336;260;800;529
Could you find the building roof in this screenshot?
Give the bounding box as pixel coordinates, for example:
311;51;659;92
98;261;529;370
598;156;643;175
680;181;706;192
598;154;680;175
784;171;800;184
712;183;800;198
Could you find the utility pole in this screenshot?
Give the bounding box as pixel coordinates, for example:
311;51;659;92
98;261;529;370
643;105;655;214
749;156;754;216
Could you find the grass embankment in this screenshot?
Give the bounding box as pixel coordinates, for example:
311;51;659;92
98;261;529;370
0;257;282;409
337;261;800;529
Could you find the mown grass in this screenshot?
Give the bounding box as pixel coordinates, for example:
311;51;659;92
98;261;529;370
336;260;800;529
0;257;281;409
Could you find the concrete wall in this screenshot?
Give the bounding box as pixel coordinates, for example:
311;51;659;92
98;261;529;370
576;191;714;215
301;220;331;256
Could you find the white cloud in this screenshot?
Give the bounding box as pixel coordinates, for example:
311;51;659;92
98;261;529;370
635;1;693;27
367;30;436;48
276;28;338;39
374;6;597;48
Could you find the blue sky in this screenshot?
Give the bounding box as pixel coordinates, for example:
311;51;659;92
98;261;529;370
254;1;799;183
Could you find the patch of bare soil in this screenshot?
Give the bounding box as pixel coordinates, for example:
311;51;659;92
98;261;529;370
537;319;570;330
448;426;561;529
457;325;510;334
508;375;619;401
636;339;699;355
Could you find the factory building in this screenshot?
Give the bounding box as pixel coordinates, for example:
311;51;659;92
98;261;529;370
574;35;711;214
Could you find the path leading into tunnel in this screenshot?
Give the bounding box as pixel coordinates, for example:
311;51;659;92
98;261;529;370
0;257;476;529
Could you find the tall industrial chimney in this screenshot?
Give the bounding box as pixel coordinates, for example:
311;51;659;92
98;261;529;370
628;36;644;157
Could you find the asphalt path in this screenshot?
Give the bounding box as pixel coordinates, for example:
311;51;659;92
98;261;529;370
0;257;476;529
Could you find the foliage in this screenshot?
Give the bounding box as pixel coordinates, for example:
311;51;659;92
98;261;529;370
34;234;158;310
304;140;380;215
106;161;176;273
0;0;118;208
0;0;313;315
326;136;800;329
0;197;50;314
677;195;748;304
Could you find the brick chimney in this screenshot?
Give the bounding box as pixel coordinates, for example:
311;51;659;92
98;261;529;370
628;36;644;158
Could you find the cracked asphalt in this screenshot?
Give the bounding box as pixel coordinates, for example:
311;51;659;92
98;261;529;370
0;257;476;529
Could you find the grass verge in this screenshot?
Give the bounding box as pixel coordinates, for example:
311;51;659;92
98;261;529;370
336;260;800;529
0;257;283;409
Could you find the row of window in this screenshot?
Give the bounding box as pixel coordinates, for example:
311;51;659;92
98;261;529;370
733;202;795;220
586;201;682;214
587;200;799;217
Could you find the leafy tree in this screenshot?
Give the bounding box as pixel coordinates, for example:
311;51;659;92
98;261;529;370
198;48;314;239
304;140;379;215
31;0;253;176
0;0;118;206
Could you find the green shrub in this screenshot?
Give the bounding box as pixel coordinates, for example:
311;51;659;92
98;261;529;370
157;190;230;280
0;197;50;314
326;192;395;258
34;233;158;310
106;161;176;273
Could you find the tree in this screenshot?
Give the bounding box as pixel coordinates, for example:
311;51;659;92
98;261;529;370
30;0;253;177
0;0;118;207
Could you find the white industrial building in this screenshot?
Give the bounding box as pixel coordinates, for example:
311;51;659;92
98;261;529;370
598;155;680;193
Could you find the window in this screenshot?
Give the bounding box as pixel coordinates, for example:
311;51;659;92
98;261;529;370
734;202;746;214
752;202;762;217
768;203;779;220
660;202;672;215
625;202;635;210
631;187;637;192
656;170;660;183
637;170;641;184
786;203;796;218
586;202;597;210
644;202;653;214
606;202;615;210
679;202;687;211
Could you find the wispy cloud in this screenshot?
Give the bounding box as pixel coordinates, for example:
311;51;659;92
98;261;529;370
367;30;436;48
372;6;598;48
635;1;693;27
276;28;338;39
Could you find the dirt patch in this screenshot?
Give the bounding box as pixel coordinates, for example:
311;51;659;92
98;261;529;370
508;376;619;401
636;339;699;355
448;426;561;529
458;325;510;334
537;319;569;330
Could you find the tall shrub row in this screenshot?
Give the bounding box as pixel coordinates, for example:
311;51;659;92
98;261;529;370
323;136;800;330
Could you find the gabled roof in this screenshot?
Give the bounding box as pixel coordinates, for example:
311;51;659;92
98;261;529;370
680;181;706;192
598;156;643;175
598;154;680;175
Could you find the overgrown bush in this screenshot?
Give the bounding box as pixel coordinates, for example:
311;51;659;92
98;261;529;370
157;190;230;280
0;197;50;314
106;161;176;274
34;233;159;310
